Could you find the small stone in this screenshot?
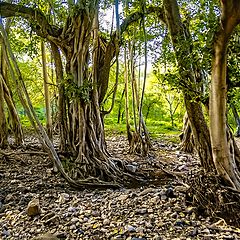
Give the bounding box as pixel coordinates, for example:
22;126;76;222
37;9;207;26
161;194;167;201
71;217;79;223
70;225;76;230
2;229;10;237
185;207;194;214
202;228;210;234
117;195;128;201
139;188;154;196
27;198;41;216
147;208;154;213
68;207;76;212
175;219;184;227
171;212;178;218
33;232;58;240
174;186;189;193
103;219;110;225
174;206;182;212
126;164;137;172
127;225;136;232
91;210;100;217
137;209;147;214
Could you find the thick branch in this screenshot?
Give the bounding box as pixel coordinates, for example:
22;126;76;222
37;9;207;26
0;2;61;38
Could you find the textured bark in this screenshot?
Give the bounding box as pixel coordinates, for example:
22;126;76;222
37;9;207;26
163;0;214;172
179;113;194;153
210;0;240;189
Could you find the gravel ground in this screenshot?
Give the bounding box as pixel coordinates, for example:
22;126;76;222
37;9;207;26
0;136;240;240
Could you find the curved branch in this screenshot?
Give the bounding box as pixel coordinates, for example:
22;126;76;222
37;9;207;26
0;2;61;38
120;6;165;35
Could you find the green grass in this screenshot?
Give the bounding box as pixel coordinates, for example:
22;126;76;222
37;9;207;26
104;117;181;142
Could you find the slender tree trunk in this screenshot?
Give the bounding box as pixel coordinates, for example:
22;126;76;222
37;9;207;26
1;74;23;145
210;0;240;189
50;42;69;152
0;72;7;148
124;45;132;143
1;39;23;145
41;41;52;139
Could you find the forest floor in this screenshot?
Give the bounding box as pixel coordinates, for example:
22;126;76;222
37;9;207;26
0;135;240;240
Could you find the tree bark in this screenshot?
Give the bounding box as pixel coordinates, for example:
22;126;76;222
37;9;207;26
163;0;214;172
0;71;8;148
41;41;52;139
210;0;240;189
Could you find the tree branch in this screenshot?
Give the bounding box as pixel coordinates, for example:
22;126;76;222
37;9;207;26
0;2;61;38
120;6;165;35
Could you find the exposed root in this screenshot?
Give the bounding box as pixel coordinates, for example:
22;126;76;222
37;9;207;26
186;172;240;227
129;132;151;156
63;153;147;188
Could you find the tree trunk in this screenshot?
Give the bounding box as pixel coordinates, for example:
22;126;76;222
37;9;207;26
210;0;240;189
179;113;194;153
163;0;214;172
41;41;52;139
0;72;7;148
1;39;23;145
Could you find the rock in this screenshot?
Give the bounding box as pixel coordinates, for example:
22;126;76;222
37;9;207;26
201;228;210;234
174;186;189;193
165;187;175;198
2;229;10;237
126;164;137;173
70;224;76;230
139;188;154;196
136;209;147;214
27;198;41;216
175;219;185;227
103;219;110;225
91;210;100;217
32;233;59;240
71;217;79;223
127;225;136;232
160;194;167;201
67;206;76;212
117;194;128;201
